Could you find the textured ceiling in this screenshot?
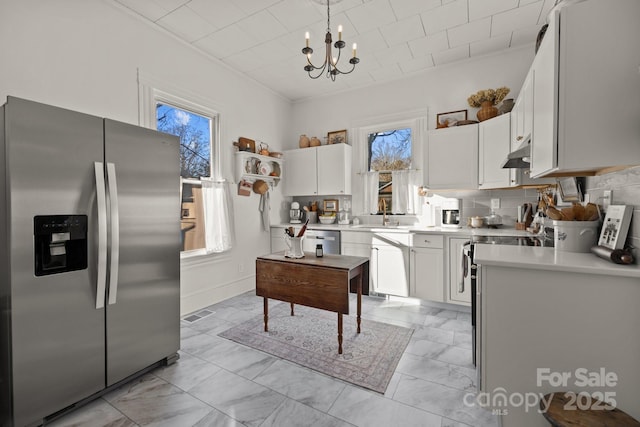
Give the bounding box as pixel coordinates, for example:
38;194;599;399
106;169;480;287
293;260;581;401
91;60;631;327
113;0;555;101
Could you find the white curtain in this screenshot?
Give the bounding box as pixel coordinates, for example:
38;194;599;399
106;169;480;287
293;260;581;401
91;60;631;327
392;170;421;214
362;171;380;214
201;178;235;253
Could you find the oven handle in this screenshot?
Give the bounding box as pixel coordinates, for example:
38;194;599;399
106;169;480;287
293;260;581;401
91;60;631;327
460;241;471;293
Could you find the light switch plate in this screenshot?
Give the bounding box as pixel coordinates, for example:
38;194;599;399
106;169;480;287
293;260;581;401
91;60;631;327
491;198;500;210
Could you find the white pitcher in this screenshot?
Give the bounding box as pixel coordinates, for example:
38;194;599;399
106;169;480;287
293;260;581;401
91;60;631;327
284;236;304;258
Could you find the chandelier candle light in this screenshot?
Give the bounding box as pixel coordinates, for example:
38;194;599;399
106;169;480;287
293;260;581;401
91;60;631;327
302;0;359;80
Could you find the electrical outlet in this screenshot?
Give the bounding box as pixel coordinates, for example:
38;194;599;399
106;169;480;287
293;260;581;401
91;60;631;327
602;190;612;210
238;263;245;273
491;198;500;210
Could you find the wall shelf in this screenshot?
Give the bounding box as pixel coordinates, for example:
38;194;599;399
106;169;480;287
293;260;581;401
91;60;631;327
234;151;283;187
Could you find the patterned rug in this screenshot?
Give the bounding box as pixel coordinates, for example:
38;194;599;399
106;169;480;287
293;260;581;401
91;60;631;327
219;303;413;393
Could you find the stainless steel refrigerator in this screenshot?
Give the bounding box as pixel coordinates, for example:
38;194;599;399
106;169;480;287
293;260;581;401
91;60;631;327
0;97;181;427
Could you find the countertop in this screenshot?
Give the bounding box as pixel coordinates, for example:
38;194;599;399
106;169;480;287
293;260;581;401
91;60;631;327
272;223;533;237
474;244;640;278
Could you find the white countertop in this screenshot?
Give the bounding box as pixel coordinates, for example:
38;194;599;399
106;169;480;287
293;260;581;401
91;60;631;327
474;244;640;278
273;223;533;237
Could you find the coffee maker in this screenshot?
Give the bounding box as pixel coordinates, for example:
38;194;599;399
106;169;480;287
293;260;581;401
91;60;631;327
441;198;462;228
289;201;302;224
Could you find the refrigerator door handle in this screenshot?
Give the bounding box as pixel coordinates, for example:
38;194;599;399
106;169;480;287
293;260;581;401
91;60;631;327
94;162;107;309
106;162;119;305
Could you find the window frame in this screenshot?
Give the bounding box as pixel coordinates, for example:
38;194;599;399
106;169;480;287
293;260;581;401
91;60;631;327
138;73;223;259
356;113;425;215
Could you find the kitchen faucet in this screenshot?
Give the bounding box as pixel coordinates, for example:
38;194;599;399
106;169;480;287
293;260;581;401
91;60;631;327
380;199;390;226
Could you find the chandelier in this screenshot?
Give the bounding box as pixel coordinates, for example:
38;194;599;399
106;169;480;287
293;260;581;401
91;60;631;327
302;0;359;80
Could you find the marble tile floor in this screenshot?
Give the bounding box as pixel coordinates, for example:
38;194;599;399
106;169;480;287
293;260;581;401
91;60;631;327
49;292;499;427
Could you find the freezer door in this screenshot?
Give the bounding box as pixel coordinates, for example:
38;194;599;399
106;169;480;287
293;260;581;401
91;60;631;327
4;97;106;426
104;119;180;386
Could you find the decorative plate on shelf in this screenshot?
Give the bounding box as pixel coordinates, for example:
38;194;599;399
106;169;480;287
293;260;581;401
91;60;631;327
259;162;272;176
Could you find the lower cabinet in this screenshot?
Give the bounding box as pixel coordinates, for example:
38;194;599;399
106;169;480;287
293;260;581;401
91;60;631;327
410;234;444;302
448;237;471;305
342;231;411;297
371;234;410;297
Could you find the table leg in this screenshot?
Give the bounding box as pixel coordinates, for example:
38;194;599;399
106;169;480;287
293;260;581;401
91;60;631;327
337;313;343;354
290;302;294;316
263;297;269;332
357;268;362;334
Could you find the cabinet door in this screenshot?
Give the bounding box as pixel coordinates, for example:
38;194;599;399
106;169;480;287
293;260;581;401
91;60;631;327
317;144;352;195
448;238;471;305
478;114;511;189
284;148;317;196
371;236;409;297
341;242;372;294
530;14;559;178
410;247;444;302
427;125;478;189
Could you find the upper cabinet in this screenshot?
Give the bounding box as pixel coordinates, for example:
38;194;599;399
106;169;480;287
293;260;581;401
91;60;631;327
426;124;478;190
284;144;352;196
479;114;511;189
529;0;640;178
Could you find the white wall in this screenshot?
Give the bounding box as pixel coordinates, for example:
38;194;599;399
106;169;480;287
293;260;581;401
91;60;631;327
0;0;292;315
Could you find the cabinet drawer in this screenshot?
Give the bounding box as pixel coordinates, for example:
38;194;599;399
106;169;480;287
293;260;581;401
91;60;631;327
411;234;443;248
341;231;373;244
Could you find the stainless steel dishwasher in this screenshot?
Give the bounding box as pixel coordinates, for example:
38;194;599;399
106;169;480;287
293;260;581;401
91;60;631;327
302;229;341;254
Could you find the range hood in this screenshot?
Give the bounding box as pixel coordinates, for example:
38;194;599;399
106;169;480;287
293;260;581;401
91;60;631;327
501;142;531;169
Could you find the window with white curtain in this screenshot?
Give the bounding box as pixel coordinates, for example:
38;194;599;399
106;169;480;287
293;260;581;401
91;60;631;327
138;74;233;257
358;114;424;215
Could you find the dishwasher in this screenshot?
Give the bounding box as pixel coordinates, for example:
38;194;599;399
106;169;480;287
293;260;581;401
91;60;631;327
302;229;341;254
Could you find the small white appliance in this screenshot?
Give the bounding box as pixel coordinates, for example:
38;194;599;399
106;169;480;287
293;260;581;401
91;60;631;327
289;201;302;224
441;198;462;228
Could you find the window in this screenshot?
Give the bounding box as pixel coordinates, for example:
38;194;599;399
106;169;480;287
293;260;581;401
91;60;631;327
156;102;216;253
367;127;412;213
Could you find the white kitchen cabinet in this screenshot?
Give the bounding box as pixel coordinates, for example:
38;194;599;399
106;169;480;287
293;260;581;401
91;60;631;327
283;148;316;196
447;237;470;305
371;233;410;297
529;0;640;178
284;144;352;196
426;125;478;190
478;114;511;189
410;234;444;302
341;231;374;293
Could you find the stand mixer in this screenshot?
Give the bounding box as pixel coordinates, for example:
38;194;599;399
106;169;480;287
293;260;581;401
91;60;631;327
289;201;302;224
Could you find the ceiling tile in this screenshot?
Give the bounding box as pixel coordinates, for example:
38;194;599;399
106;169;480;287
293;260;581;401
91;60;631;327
432;44;469;66
389;0;442;20
236;10;288;42
408;31;449;57
491;2;543;36
233;0;281;15
470;33;511;56
268;0;325;32
156;5;215;42
379;15;425;47
350;29;388;55
398;55;435;74
345;0;397;34
373;43;413;64
468;0;518;21
510;24;540;48
369;63;404;82
447;17;491;47
187;0;245;30
194;26;257;59
114;0;172;21
421;0;468;35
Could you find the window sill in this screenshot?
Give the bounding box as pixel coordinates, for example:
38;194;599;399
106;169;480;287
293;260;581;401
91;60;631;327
180;250;231;267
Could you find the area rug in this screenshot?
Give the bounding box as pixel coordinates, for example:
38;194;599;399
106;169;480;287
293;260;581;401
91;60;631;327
219;303;413;393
